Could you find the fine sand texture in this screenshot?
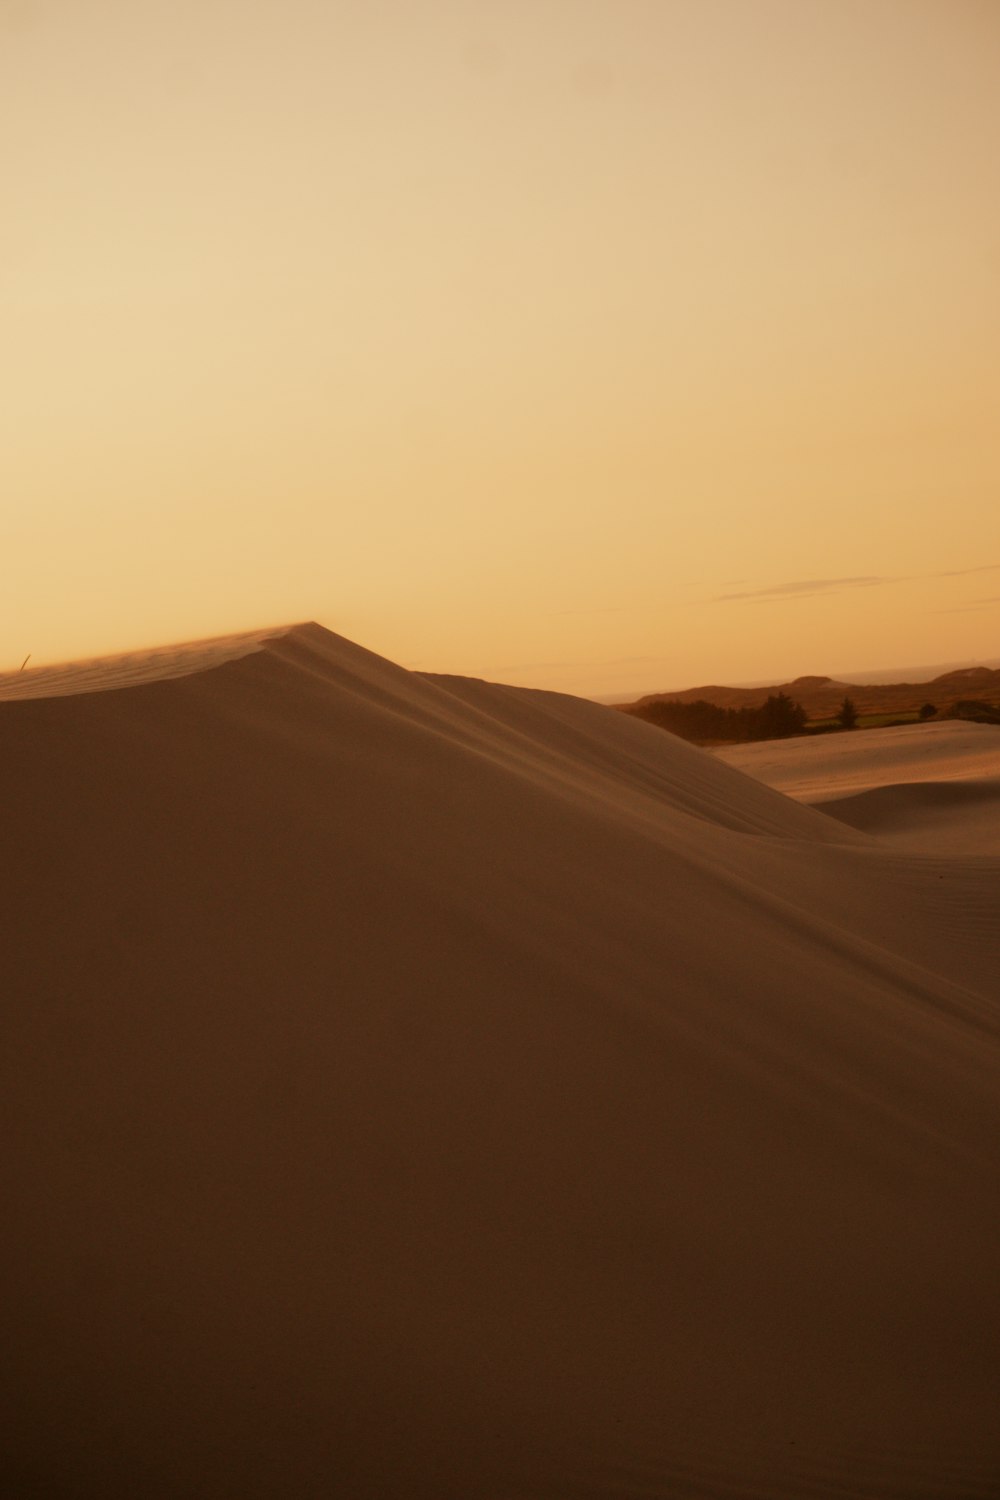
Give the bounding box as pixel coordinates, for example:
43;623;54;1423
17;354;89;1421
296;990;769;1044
2;625;998;1498
718;722;1000;854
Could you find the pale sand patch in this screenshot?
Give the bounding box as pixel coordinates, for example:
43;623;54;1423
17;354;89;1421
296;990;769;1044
2;625;998;1498
716;719;1000;802
716;722;1000;854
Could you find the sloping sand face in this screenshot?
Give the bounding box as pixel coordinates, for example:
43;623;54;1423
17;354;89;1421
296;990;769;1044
718;723;1000;854
2;625;998;1499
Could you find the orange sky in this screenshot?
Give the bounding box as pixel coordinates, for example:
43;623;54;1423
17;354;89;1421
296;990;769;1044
3;0;998;697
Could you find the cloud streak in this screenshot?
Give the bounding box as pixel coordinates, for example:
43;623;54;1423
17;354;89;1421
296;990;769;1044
934;595;1000;614
711;563;1000;606
712;576;890;604
932;563;1000;579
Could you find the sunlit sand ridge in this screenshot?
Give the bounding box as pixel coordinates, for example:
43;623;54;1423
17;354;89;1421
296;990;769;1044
2;624;998;1499
0;624;292;702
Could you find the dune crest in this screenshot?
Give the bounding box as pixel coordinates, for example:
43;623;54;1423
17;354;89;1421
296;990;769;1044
2;624;998;1498
0;622;299;701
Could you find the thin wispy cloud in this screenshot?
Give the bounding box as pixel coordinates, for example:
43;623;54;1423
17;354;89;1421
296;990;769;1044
711;563;1000;606
932;563;1000;579
934;596;1000;614
712;576;889;604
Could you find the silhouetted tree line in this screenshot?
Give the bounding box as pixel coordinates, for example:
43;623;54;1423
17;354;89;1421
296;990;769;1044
626;692;807;745
947;699;1000;725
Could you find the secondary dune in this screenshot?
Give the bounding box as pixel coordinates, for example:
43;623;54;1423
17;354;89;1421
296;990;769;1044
717;722;1000;854
813;780;1000;856
716;719;1000;801
2;624;998;1499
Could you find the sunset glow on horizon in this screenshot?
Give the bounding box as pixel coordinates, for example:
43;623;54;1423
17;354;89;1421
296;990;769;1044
3;0;998;698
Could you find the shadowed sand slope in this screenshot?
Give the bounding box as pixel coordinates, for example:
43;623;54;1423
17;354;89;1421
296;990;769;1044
2;624;999;1499
819;779;1000;855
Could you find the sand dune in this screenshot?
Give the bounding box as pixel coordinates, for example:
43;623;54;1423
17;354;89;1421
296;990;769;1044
2;624;998;1498
717;722;1000;855
716;719;1000;801
817;779;1000;855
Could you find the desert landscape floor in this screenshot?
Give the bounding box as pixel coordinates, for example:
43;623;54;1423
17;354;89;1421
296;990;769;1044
2;626;998;1498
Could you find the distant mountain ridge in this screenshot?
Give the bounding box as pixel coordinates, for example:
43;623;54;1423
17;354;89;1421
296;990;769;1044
624;664;1000;720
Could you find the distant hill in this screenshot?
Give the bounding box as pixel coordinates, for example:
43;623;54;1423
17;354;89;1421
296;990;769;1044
621;665;1000;722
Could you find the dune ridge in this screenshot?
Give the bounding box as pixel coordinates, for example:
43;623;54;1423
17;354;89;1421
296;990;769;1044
0;623;295;701
2;623;998;1498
